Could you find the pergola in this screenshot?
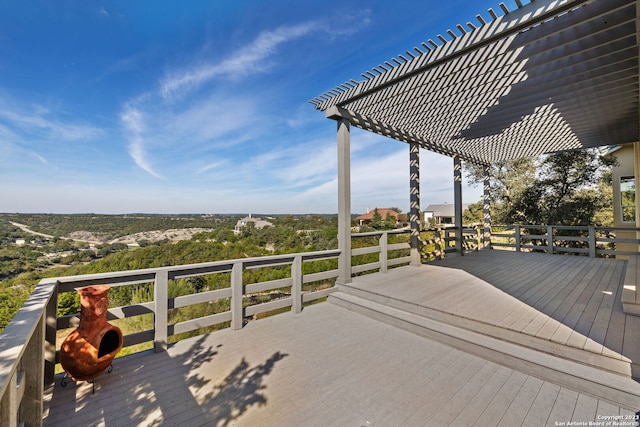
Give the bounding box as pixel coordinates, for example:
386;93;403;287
310;0;640;284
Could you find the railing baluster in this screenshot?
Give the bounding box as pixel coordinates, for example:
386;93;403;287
515;225;521;252
0;370;18;427
380;232;388;273
154;270;168;352
547;225;554;254
44;284;57;386
22;314;44;426
588;226;596;258
231;262;244;330
292;255;302;314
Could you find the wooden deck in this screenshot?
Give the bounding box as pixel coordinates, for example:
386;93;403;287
340;250;640;373
43;251;640;426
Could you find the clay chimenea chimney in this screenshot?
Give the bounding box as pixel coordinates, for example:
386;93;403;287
59;285;123;383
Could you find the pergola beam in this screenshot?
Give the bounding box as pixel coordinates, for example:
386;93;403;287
325;106;488;165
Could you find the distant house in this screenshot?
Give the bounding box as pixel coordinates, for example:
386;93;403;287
355;208;406;226
233;215;274;234
15;238;26;246
423;203;469;225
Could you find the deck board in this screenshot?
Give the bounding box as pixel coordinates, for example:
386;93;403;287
431;251;636;363
520;382;561;426
496;376;545;427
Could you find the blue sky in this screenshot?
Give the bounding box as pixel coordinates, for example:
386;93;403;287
0;0;506;214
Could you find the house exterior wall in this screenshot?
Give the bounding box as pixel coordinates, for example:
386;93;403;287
610;143;637;257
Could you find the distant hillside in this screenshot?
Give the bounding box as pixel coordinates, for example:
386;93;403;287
0;213;340;331
0;213;237;240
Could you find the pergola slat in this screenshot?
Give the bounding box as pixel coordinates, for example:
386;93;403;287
310;0;638;163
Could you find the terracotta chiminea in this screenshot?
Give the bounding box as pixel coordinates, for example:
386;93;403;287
60;285;123;383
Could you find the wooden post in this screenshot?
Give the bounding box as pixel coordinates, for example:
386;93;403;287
588;226;596;258
547;225;554;254
380;232;388;273
453;155;464;256
483;165;492;249
44;284;57;386
335;116;352;284
154;270;168;352
409;142;422;266
634;142;640;252
231;262;244;330
22;314;44;426
515;225;521;252
0;369;18;427
292;255;302;314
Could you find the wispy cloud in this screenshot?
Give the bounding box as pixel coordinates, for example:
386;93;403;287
121;12;373;183
121;105;164;179
30;151;49;165
197;160;226;174
160;21;320;100
0;104;102;141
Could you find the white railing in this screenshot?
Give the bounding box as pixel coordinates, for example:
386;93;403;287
491;225;640;257
419;225;483;259
351;229;412;274
16;222;628;425
0;230;416;426
0;280;57;427
1;249;343;426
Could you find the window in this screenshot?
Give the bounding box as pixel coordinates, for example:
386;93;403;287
621;176;636;222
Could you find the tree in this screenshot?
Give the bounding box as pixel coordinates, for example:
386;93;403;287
462;201;484;224
466;149;616;226
369;209;384;230
466;157;536;223
507;149;616;226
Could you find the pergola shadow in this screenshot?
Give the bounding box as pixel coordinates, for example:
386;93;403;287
43;335;288;426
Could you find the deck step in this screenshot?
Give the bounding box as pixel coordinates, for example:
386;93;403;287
336;282;632;377
329;290;640;409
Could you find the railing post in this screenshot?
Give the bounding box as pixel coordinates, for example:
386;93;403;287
22;314;45;426
588;226;596;258
154;270;168;352
409;142;422;266
231;262;244;330
44;284;58;387
0;369;18;427
335;115;352;285
453;155;464;256
483;165;492;248
435;227;442;259
292;255;302;314
515;225;521;252
380;232;388;273
547;225;554;254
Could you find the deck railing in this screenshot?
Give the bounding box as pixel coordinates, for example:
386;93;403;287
419;225;483;259
0;230;414;426
4;224;638;424
1;249;343;426
351;229;412;274
491;224;640;257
